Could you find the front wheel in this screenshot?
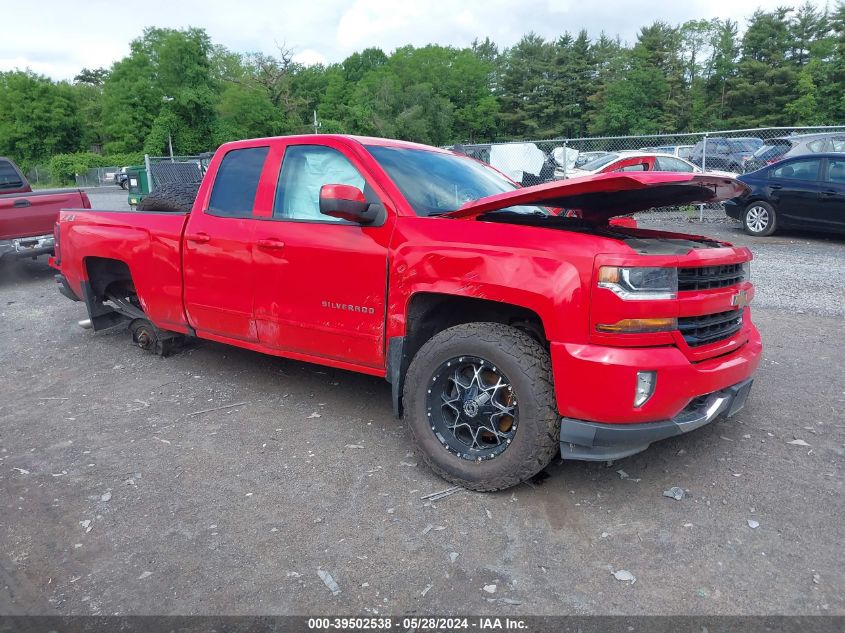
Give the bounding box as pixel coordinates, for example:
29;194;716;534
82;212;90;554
403;323;559;491
743;201;777;236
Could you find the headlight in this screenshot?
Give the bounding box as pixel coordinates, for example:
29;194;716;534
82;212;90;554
597;266;678;300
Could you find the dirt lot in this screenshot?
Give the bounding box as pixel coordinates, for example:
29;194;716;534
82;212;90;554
1;191;843;616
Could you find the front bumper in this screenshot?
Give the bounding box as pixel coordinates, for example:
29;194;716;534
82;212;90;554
560;378;753;461
0;234;55;260
550;320;761;424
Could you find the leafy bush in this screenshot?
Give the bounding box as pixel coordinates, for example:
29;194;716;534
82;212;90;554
48;151;144;184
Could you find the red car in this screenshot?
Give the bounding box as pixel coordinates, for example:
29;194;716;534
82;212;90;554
1;156;90;261
52;135;761;491
563;152;737;179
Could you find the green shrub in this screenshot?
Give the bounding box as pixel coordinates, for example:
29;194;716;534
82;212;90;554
48;151;144;184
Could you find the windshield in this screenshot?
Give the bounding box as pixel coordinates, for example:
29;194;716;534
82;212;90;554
579;152;620;171
366;145;548;216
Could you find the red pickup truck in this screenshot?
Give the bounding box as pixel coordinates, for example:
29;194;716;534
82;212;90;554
52;135;761;491
0;156;90;261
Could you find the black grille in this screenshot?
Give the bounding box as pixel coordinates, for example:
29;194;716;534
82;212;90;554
678;263;745;291
679;309;743;347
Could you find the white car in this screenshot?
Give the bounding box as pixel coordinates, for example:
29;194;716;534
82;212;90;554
560;152;737;180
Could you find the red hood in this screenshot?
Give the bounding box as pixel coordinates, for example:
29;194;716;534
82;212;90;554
444;172;750;222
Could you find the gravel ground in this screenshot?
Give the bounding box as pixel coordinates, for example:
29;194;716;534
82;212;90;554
0;190;843;617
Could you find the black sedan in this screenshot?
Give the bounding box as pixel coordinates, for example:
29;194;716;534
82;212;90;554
724;153;845;236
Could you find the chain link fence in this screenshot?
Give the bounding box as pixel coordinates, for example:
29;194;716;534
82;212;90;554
145;154;211;189
452;126;845;221
74;166;125;188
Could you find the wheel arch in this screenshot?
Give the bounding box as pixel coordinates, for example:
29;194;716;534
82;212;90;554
85;256;134;299
81;256;137;331
387;291;549;417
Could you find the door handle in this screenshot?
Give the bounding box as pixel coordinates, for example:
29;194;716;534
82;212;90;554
256;238;285;250
13;199;31;208
769;184;782;190
820;190;837;197
186;232;211;243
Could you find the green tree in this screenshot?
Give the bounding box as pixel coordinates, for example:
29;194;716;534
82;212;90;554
498;34;555;137
0;71;82;166
704;19;740;125
591;23;680;135
101;27;217;154
724;9;798;127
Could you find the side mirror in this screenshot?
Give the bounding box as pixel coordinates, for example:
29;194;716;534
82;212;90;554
319;184;377;224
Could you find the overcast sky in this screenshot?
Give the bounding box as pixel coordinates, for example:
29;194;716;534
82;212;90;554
0;0;828;81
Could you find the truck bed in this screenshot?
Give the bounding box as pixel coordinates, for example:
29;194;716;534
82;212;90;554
0;189;89;241
58;209;191;333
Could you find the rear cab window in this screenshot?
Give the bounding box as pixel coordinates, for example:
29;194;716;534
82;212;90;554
207;147;269;218
0;159;25;191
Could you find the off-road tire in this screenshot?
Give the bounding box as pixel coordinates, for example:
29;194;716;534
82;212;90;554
137;182;200;213
743;200;777;236
403;322;559;491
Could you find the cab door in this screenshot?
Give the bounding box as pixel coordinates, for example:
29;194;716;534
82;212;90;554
251;141;395;370
818;157;845;232
182;145;272;342
767;158;825;229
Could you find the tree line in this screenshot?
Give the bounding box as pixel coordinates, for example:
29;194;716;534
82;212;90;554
1;2;843;177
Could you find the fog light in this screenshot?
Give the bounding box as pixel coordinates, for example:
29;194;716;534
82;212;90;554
596;317;677;333
634;371;656;408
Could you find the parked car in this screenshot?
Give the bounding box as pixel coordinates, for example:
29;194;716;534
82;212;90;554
724;153;845;236
52;134;760;491
563;152;736;179
0;156;91;261
640;145;694;160
745;132;845;172
114;167;130;190
688;137;764;173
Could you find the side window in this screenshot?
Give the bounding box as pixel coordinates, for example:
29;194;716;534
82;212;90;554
617;163;646;172
829;137;845;152
655;156;694;172
826;159;845;184
274;145;366;221
207;147;269;218
807;139;826;153
770;159;821;181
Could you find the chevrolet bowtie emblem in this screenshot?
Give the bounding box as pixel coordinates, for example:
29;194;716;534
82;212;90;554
731;289;750;309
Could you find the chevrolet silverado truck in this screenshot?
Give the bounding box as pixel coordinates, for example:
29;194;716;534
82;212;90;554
0;156;91;261
51;135;761;491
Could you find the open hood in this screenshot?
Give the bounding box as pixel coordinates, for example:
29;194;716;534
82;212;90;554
444;172;750;222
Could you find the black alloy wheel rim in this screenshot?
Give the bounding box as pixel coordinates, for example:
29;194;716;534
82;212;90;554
425;356;518;461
